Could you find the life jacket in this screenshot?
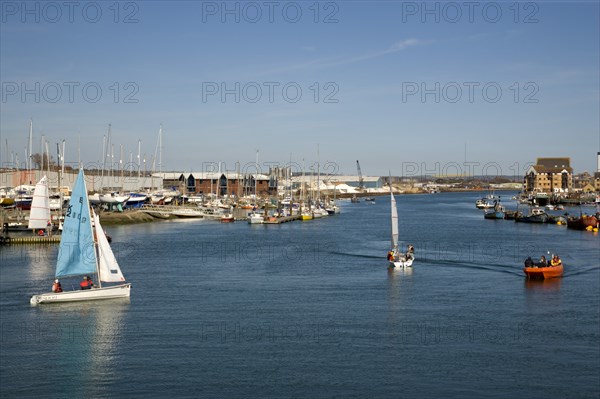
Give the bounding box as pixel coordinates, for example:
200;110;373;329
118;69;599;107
80;280;92;289
551;259;561;266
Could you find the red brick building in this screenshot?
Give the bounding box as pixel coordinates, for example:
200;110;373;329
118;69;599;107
184;172;276;197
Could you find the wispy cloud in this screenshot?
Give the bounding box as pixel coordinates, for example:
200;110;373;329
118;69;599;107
327;38;433;67
260;38;434;76
389;38;426;51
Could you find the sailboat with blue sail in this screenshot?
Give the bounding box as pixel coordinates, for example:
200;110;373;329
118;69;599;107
30;169;131;305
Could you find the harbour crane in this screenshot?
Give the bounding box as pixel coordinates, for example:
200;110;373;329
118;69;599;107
356;160;365;192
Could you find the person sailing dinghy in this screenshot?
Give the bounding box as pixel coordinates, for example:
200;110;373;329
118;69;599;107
30;169;131;305
388;176;414;268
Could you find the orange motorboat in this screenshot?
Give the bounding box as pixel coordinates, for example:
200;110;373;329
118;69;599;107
523;264;563;279
523;255;564;280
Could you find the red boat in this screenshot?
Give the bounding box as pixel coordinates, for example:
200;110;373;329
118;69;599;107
220;214;234;223
523;264;563;280
567;215;599;230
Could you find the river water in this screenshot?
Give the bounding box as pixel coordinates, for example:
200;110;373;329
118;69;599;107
1;192;598;398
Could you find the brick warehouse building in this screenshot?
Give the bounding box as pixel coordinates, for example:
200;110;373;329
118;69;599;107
158;172;277;197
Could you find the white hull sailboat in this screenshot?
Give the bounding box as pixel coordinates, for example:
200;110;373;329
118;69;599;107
390;256;413;268
100;192;130;204
30;169;131;305
30;284;131;304
388;180;414;268
171;208;205;218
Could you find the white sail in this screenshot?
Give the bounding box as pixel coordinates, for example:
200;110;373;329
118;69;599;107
28;175;51;230
93;210;126;282
389;178;414;268
390;191;398;249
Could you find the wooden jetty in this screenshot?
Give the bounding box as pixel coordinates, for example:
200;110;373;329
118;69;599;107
262;215;301;224
1;208;60;244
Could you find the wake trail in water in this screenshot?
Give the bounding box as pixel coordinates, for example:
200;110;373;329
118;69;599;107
423;258;523;276
563;265;600;277
329;251;383;260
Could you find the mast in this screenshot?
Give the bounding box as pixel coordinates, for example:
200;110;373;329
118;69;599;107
288;153;293;215
28;119;33;173
92;209;102;288
110;144;114;181
236;162;241;201
44;140;50;175
57;141;65;218
225;168;230;205
22;147;27;184
120;144;124;182
150;155;155;192
300;159;304;214
81;172;102;288
302;158;306;207
159;124;163;177
390;171;398;251
101;130;106;190
40;133;44;170
254;149;259;200
60;139;65;175
217;162;221;200
105;124;112;182
137;139;141;178
317;144;320;206
152;125;162;192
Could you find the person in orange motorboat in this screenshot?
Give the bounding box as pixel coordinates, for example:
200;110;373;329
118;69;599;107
550;255;562;266
538;255;547;267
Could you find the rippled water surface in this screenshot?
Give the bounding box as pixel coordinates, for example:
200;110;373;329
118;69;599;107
1;192;599;398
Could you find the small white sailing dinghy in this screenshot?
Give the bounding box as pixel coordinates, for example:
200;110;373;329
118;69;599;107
387;181;414;268
27;175;51;233
30;169;131;305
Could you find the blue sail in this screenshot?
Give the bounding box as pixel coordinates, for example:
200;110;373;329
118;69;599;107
55;169;97;277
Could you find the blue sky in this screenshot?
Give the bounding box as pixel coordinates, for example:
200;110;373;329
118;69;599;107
1;1;598;177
